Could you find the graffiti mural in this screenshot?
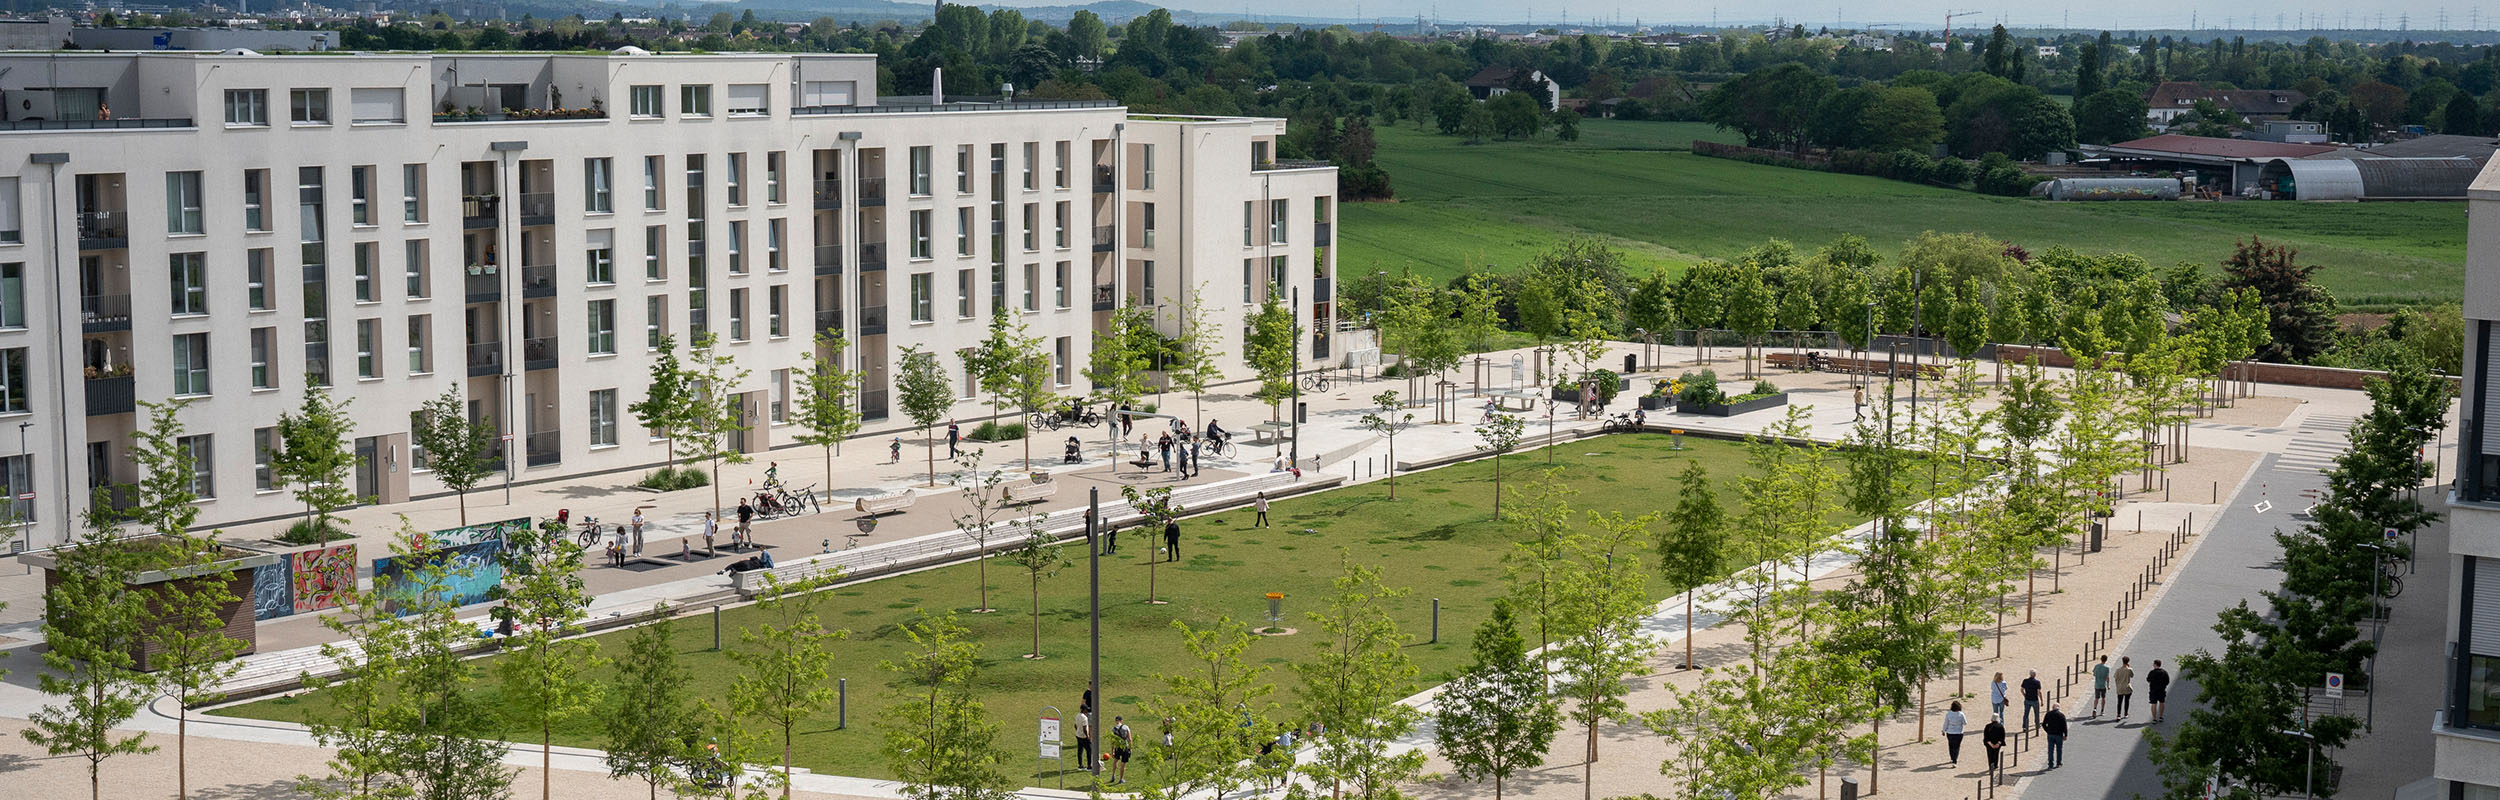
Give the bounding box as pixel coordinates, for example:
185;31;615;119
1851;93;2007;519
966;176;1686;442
374;518;525;616
290;544;356;614
249;562;291;621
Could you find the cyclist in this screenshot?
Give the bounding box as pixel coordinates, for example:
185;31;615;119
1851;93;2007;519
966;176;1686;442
762;461;781;491
1205;420;1229;447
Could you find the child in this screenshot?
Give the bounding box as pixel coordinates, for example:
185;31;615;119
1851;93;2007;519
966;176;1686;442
889;436;903;464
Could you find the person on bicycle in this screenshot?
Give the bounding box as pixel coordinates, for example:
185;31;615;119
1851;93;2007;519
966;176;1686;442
1206;420;1228;446
763;461;780;490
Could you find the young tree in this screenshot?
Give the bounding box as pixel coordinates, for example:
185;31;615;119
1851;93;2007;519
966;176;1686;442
493;531;607;800
1456;272;1508;354
961;306;1041;447
631;334;698;474
685;332;755;516
126;402;244;800
879;613;1017;800
1003;515;1067;659
1656;462;1725;670
1360;390;1416;498
1554;510;1657;774
1167;286;1228;429
272;386;360;544
1432;600;1559;800
604;606;698;800
1725;265;1774;377
1085;305;1157;448
1502;469;1577;655
1243;287;1302;429
1294;557;1427;799
791;332;864;492
1132;617;1277;800
729;573;850;799
1003;342;1059;469
1474;413;1527;520
1120;485;1184;603
25;515;156;800
948;450;1013;614
896;345;956;487
412;387;497;526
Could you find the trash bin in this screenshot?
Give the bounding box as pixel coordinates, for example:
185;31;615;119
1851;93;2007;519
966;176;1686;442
1296;401;1308;424
1839;777;1859;800
2089;522;2105;553
1624;353;1638;375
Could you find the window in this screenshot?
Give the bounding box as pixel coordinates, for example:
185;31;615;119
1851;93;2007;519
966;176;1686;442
0;263;19;329
586;230;615;285
643;156;664;211
769;369;788;423
402;164;425;223
1242;258;1255;302
589;389;619;447
588;299;616;354
165;172;203;234
910;210;933;259
247;249;272;310
349;165;372;226
1023;142;1039;190
254;428;277;491
243;170;269;231
404;239;429;298
290;89;330;124
629;85;663;117
1142;203;1156;249
957;269;975;319
726;153;746;206
1271;199;1289;243
1023;263;1039;311
407;316;430;374
768;285;786;337
1055;261;1070;309
1055;336;1071;385
727;221;746;274
352;243;377;302
349;87;403;124
356;318;379;379
1055;202;1070;248
728;288;748;340
910;273;934;322
179;435;213;498
766;219;785;271
1023;204;1039;251
766;152;785;204
680;84;712;116
1055;141;1070;189
298;167;326;247
956;207;974;256
172;333;210;395
646;296;667;349
1272;255;1289;291
956;145;974;194
1243;201;1254;246
726;84;768;116
684;155;705;221
585;158;613;214
250;327;275;388
0;453;27;522
0;348;23;412
1143;260;1156;301
644;226;666;280
909;146;933;197
1142;144;1156;189
224;89;268;126
170;252;208;315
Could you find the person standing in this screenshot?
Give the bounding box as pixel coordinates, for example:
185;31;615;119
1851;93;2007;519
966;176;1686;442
1990;672;2009;722
630;508;646;554
1157;433;1174;473
1110;716;1133;784
1187;434;1203;478
947;422;962;458
2091;655;2111;718
2113;656;2136;721
1104;522;1119;555
2043;703;2068;769
2021;670;2043;731
1074;707;1094;772
1943;700;1968;766
1253;491;1270;528
1982;714;2007;783
702;511;718;554
2147;660;2172;723
1854;384;1866;420
1164;518;1181;563
736;498;755;547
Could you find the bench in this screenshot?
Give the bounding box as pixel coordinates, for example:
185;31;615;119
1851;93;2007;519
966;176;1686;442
854;489;916;516
1003;480;1059;506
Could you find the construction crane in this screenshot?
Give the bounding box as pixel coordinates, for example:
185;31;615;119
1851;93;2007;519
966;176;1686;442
1942;9;1980;43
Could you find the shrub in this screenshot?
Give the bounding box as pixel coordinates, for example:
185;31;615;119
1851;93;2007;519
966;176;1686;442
1588;368;1622;406
1976;164;2041;197
1927;157;1974;186
1888;149;1934;182
1674;369;1725;407
278;518;348;545
1750;379;1780;397
1381;361;1408;378
638;465;710;491
970;421;1028;441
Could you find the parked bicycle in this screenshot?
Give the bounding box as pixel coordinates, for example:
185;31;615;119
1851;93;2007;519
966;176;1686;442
1600;412;1640;433
1301;368;1336;392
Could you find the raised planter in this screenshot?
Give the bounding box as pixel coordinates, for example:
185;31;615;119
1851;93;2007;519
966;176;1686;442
1637;395;1673;411
1679;392;1789;417
19;537;282;671
1551;387;1582;403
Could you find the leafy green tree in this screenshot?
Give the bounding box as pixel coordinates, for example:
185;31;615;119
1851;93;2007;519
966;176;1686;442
1456;272;1507;353
1132;618;1277;800
791;332;865;489
1168;286;1227;430
1003;515;1067;659
1946;279;1990;358
1359;390;1416;498
631;334;699;475
1243;289;1301;427
26;516;156;800
880;613;1016;800
1554;510;1656;773
273;386;360;544
1473;413;1527;520
1725;265;1774;377
1120;484;1184;602
603;606;698;800
1501;469;1577;655
1625;267;1678;341
493;532;606;800
2149;603;2360;798
729;573;850;799
948;451;1013;614
125;401;244;800
960;306;1039;445
896;345;956;486
2220;237;2336;362
2075;40;2104;96
1698;62;1835;149
1457;103;1494;142
1656;462;1724;670
1487;91;1544;139
1674;261;1728;364
685;332;754;515
1293;557;1426;799
2074;87;2150;144
1433;600;1558;800
412;388;496;526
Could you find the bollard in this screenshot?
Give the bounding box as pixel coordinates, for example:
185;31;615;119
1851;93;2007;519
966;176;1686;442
1431;598;1441;644
838;678;848;729
712;604;722;651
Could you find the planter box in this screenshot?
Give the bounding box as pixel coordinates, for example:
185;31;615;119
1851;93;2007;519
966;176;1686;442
1638;395;1673;411
1551;388;1582;403
1678;392;1789;417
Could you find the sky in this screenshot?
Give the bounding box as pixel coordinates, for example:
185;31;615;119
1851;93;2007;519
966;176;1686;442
1132;0;2495;32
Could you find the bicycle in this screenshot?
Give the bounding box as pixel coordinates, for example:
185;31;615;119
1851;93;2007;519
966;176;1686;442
576;514;603;547
1030;412;1063;432
1301;368;1334;392
1600;412;1638;433
1204;437;1233;457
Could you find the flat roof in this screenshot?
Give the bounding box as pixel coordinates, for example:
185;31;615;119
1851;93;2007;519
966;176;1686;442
2102;134;2342;160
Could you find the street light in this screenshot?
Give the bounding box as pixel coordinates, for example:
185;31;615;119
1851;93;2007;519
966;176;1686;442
2280;724;2316;798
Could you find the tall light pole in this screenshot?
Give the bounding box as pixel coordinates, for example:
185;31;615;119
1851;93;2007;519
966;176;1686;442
1086;487;1101;774
2281;724;2316;798
1289;285;1301;471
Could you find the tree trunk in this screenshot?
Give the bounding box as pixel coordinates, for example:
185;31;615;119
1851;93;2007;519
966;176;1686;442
1870;714;1882;795
825;446;835;504
1032;580;1042;657
1683;589;1695;669
543;724;553;800
178;706;187;800
926;426;937;487
457;491;469;527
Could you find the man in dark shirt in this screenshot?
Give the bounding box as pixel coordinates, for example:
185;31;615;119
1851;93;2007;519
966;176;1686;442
947;422;962;458
2020;670;2043;731
2042;703;2069;769
2147;660;2173;723
1164;518;1181;562
1982;715;2007;783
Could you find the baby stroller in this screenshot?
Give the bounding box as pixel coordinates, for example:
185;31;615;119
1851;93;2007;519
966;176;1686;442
1063;437;1083;464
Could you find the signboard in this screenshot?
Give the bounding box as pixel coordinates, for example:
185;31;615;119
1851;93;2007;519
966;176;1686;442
2324;672;2345;699
1039;715;1062;759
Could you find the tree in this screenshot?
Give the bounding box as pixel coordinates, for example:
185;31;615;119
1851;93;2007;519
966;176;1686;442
1458;103;1494;142
1432;600;1558;800
1120;485;1184;602
1294;557;1426;799
273;386;360;544
1698;62;1835;149
631;334;699;476
1003;515;1067;659
1244;288;1301;428
603;606;698;800
1456;272;1507;353
2073;87;2149;145
791;332;865;491
26;516;156;800
1131;618;1276;800
412;388;496;527
960;307;1040;447
2149;602;2360;798
1655;462;1724;670
1487;91;1544;139
493;530;606;800
2445;93;2485;135
896;345;955;487
1359;390;1416;498
948;451;1014;614
1946;279;1990;358
880;613;1016;800
1168;286;1227;430
729;573;850;799
125;402;244;800
1725;265;1774;378
685;332;754;516
1553;510;1657;775
2219;237;2336;362
1503;469;1577;655
1086;304;1156;446
1625;267;1678;341
1474;413;1527;520
2075;40;2104;96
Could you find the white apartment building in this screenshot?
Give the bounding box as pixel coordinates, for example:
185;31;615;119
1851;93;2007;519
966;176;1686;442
2442;161;2500;797
0;49;1337;545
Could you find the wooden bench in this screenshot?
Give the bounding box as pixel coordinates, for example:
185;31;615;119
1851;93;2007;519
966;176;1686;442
854;489;916;516
1003;480;1059;506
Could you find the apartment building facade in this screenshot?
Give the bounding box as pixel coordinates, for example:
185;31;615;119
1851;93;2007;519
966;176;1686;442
0;50;1336;545
2442;161;2500;797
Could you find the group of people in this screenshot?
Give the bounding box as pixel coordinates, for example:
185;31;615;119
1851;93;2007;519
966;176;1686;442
1946;655;2172;781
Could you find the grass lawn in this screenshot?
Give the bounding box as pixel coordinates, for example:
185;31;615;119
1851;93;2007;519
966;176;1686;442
1341;119;2464;309
213;433;1887;786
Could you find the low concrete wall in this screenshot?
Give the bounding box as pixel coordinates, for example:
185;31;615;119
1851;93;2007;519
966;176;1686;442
1993;344;2459;391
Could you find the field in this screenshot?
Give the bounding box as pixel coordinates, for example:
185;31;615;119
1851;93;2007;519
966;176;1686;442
214;433;1893;786
1339;119;2465;308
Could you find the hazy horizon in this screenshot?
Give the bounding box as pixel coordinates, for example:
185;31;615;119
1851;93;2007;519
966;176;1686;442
980;0;2500;33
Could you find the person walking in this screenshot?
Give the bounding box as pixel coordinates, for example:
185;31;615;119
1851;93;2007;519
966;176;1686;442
2113;656;2136;721
630;508;646;554
1943;700;1968;766
1990;672;2009;723
2021;670;2043;731
2091;655;2111;718
1157;433;1174;473
2043;703;2069;770
1164;518;1181;563
736;498;755;547
1253;491;1270;528
702;511;718;554
1074;707;1094;771
1982;714;2007;783
1854;384;1866;420
1104;522;1119;555
2147;660;2172;722
1110;716;1133;784
1118;403;1133;436
947;421;962;458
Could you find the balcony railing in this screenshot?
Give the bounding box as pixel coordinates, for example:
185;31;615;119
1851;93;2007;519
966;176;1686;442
1092;284;1116;312
516;192;555;223
466;341;503;376
858;177;887;207
814;244;842;274
1316;221;1333;242
525;430;561;467
1093;165;1115;193
520;264;555;298
80;294;131;331
0;118;193;132
859;242;887;271
1092;225;1115;253
461;195;499;227
859;305;888;335
1254;158;1333;171
816;309;842;332
523;336;558;370
85;374;134;417
464;268;501;302
813;179;842;209
76;210;127;246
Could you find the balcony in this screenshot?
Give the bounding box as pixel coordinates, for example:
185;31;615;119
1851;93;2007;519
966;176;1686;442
1316;221;1332;242
813;179;843;209
858;177;887;207
464;267;502;303
1315;276;1332;302
80;294;131;332
815;244;842;275
860;305;888;336
85;373;134;417
523;336;558;371
76;211;127;250
816;309;842;333
517;192;554;226
1092;165;1114;193
859;242;887;272
466;341;503;377
1092;225;1115;253
859;388;888;420
1254;158;1333;172
1314;332;1331;359
520;264;555;298
461;195;499;229
525;430;561;468
0;118;192;132
1092;284;1116;312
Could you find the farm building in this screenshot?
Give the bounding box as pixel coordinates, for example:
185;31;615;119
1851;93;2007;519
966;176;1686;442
2087;134;2343;189
2082;133;2480;199
2251;157;2484;200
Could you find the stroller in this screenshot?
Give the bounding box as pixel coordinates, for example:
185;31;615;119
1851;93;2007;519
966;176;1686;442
1063;436;1083;464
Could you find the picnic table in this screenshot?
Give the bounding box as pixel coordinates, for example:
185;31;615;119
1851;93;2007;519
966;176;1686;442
1247;421;1294;442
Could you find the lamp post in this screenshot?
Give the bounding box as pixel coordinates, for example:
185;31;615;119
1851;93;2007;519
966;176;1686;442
1086;487;1102;774
1862;301;1876;391
2281;724;2316;798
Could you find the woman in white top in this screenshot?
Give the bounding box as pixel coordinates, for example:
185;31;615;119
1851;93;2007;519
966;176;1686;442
1943;700;1969;766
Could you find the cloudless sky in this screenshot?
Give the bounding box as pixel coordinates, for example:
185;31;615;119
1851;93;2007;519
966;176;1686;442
1091;0;2490;33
